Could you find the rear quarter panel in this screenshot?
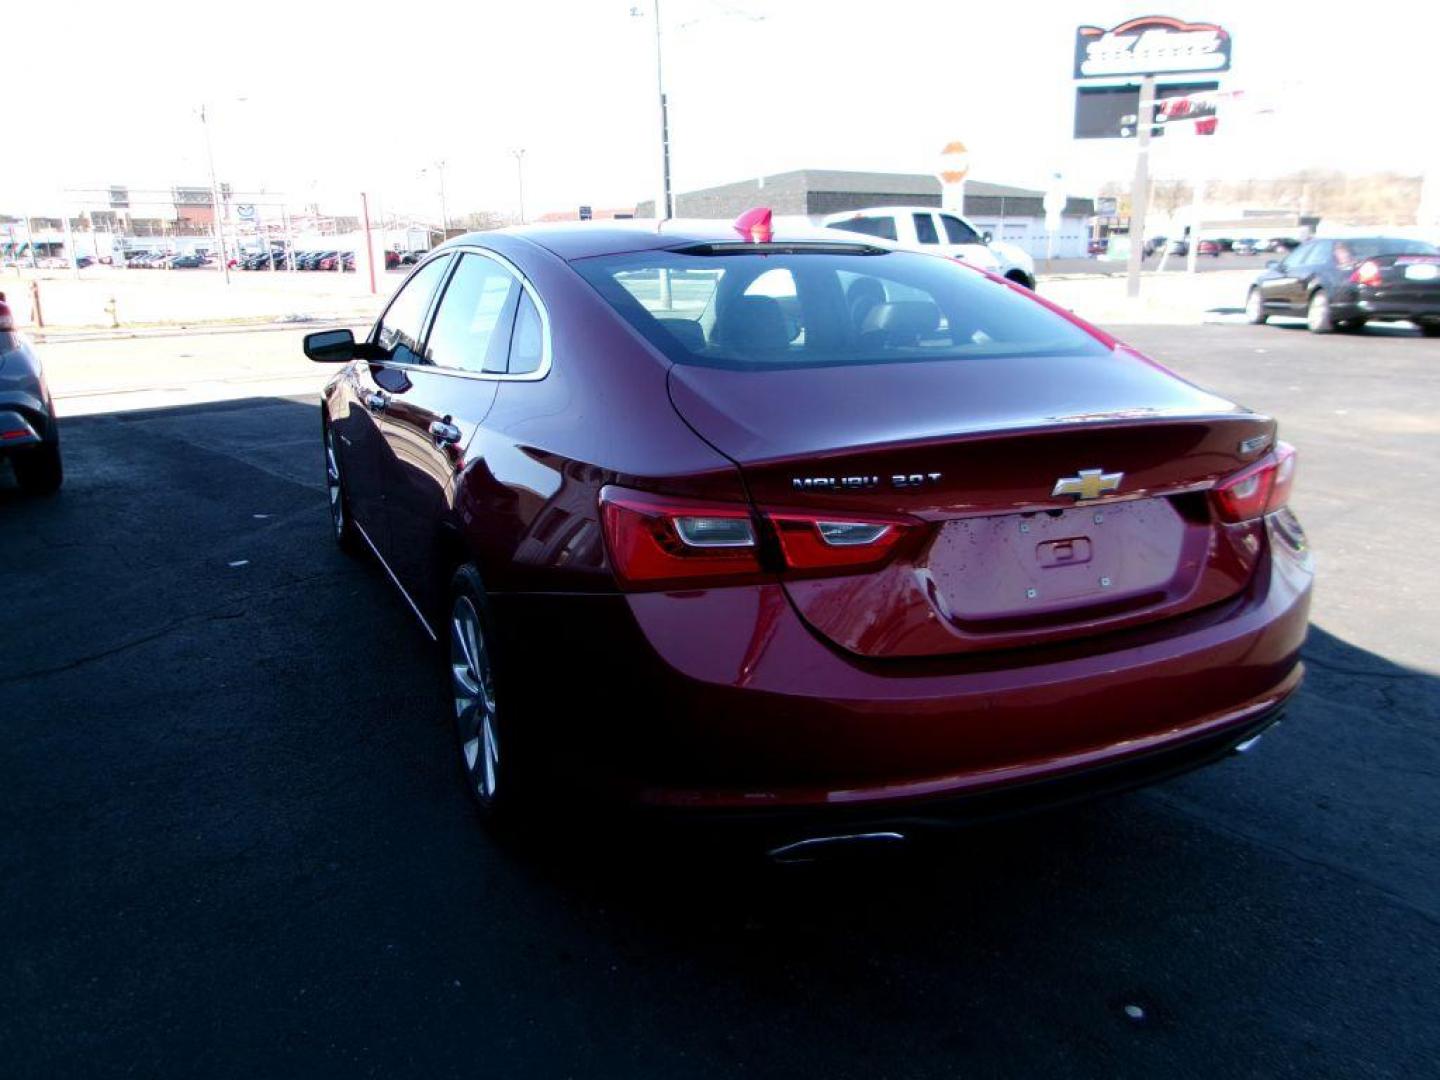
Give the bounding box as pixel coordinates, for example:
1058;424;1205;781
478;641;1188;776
452;235;744;594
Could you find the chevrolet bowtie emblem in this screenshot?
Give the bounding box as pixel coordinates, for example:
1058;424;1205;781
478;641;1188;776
1052;468;1124;500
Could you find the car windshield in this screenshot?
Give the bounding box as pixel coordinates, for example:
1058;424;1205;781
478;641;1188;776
573;247;1107;371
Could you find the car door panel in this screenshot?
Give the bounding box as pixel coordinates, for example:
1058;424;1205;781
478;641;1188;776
334;361;391;551
378;251;522;615
377;367;499;614
1260;243;1309;311
363;253;455;575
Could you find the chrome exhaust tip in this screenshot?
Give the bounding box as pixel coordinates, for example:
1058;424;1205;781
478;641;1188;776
1232;722;1278;754
767;831;908;864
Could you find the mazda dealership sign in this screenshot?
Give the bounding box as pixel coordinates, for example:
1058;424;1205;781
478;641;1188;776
1074;16;1231;78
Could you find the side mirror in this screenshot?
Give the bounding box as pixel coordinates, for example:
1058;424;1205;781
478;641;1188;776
981;231;993;244
304;328;356;363
1265;259;1280;270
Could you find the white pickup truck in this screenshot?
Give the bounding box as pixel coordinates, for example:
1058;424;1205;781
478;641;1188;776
821;206;1036;289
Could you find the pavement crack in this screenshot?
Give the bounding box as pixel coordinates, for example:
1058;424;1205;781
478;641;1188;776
1144;789;1440;928
0;610;246;686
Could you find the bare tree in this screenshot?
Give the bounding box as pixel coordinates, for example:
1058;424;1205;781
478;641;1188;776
457;210;516;232
1151;179;1194;218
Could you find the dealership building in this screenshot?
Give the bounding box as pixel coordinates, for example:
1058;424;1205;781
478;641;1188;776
636;169;1096;258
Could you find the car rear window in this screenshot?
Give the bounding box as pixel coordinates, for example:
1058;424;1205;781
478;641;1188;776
1335;238;1439;260
572;248;1107;371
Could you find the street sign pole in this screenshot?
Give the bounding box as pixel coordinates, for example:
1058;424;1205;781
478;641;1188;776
1125;75;1156;299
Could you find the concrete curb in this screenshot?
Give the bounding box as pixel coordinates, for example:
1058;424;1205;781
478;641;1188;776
29;316;376;344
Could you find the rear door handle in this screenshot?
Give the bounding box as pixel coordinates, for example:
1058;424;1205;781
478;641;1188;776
365;391;389;412
429;419;461;445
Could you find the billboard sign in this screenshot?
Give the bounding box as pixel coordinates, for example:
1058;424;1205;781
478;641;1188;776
1073;80;1220;138
1075;16;1231;78
172;186;213;207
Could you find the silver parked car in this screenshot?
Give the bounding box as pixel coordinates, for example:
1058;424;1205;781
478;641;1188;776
0;291;62;494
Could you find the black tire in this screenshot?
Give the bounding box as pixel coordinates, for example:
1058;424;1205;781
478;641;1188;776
446;563;535;830
1307;289;1334;334
322;423;363;556
1005;270;1036;290
1420;323;1440;338
12;437;63;495
1244;288;1268;325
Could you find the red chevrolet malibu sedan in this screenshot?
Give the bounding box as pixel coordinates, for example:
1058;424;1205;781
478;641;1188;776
305;213;1311;850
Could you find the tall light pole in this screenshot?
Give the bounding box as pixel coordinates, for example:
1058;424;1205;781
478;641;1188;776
420;162;449;238
631;2;763;221
651;0;672;220
511;149;527;223
198;103;231;284
437;160;449;235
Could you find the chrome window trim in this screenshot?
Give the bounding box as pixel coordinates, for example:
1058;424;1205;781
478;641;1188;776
372;245;554;383
373;251;454;360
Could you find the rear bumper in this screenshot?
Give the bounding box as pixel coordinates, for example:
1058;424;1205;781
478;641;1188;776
1337;295;1440;322
494;515;1312;817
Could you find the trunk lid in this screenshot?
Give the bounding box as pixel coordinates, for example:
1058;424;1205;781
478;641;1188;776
669;347;1275;657
1363;253;1440;303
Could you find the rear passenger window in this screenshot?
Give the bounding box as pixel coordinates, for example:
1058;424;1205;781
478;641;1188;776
376;254;452;363
424;253;520;373
913;214;940;244
508;292;545;375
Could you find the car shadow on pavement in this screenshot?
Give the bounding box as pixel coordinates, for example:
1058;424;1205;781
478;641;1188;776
482;624;1440;1073
1264;319;1428;336
5;393;1439;1077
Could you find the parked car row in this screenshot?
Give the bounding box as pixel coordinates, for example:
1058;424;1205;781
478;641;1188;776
1138;236;1300;258
124;251;213;269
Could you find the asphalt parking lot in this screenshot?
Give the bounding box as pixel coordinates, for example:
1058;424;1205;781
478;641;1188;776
2;321;1437;1077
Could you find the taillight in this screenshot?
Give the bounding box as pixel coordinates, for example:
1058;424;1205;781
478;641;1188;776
0;295;13;333
1211;442;1296;523
1349;260;1383;287
600;489;763;590
599;486;918;590
768;514;911;574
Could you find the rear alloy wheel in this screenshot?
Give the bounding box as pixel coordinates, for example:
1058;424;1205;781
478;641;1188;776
447;564;538;830
1244;288;1268;325
451;591;501;809
12;437;62;495
1307;290;1334;333
323;425;361;555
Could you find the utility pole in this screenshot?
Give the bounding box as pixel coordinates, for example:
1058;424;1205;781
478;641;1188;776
512;149;527;224
1125;75;1156;299
25;211;38;269
437;160;449;235
1186;173;1204;274
651;0;672;219
62;199;80;279
361;192;377;295
199;104;231;284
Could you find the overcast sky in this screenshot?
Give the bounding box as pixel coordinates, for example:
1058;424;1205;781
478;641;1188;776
7;0;1439;222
